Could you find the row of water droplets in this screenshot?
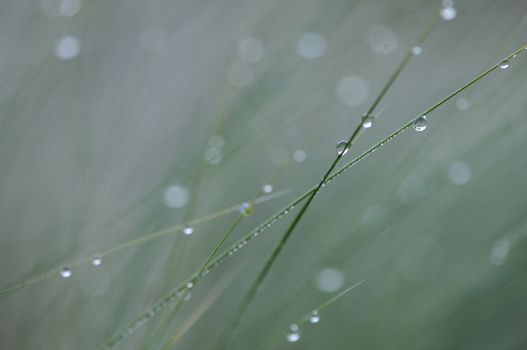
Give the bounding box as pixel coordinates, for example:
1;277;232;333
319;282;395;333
204;199;302;273
99;197;307;348
285;114;379;345
59;200;258;279
206;109;420;278
327;44;522;188
99;44;525;346
101;280;196;350
286;310;321;342
78;51;523;349
58;0;523;284
59;255;102;279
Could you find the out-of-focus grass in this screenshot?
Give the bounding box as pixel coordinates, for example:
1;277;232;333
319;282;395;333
1;0;527;349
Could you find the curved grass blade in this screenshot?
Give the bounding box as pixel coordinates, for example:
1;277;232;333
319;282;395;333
98;42;527;350
0;190;290;298
217;19;440;350
263;280;365;349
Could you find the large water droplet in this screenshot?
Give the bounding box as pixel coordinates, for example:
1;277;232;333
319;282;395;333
499;60;510;69
412;115;427;132
315;268;344;293
440;6;457;21
55;36;81;60
336;140;349;156
293;149;307;162
183;226;194;235
490;239;509;266
411;46;423;55
262;184;273;193
239;202;253;216
92;255;102;266
163;185;190;208
59;0;81;17
362;115;374;129
309;310;320;324
296;32;326;59
286;324;301;342
60;267;72;278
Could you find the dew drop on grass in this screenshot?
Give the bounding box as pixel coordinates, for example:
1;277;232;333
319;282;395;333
55;36;81;60
286;324;301;342
315;268;344;293
60;267;72;278
412;115;427;131
183;226;194;235
309;310;320;324
92;255;102;266
293;149;307;162
440;6;457;21
499;60;510;69
336;140;349;156
490;239;509;266
163;185;190;208
411;46;423;55
362;115;374;129
262;184;273;193
239;202;253;216
186;282;194;289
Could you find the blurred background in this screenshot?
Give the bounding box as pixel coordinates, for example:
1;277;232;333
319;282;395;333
1;0;527;349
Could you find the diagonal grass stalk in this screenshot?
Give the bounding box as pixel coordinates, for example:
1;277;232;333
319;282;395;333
218;19;439;350
98;42;527;350
0;190;290;298
262;280;365;349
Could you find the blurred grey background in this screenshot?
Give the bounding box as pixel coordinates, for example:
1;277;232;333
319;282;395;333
1;0;527;349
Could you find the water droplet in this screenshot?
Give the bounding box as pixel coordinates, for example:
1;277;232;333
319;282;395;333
55;36;80;60
92;255;102;266
186;282;194;289
262;184;273;193
59;0;81;17
163;185;190;208
286;324;301;342
362;115;374;129
412;115;427;132
296;32;326;59
204;147;222;165
60;267;72;278
499;60;510;69
440;6;457;21
368;26;398;54
315;268;344;293
183;226;194;235
456;97;470;110
183;291;192;302
336;140;349;156
490;239;509;266
338;76;370;107
239;202;253;216
309;310;320;324
448;161;472;185
293;150;307;162
411;46;422;55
